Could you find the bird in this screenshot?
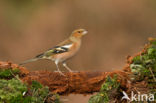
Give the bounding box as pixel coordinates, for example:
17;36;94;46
19;29;88;75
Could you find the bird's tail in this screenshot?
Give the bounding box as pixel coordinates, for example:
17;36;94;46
19;58;38;65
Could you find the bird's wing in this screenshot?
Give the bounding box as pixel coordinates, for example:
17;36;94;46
35;43;73;58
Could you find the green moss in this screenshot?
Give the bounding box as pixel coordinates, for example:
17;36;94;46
88;75;120;103
0;68;20;78
0;68;60;103
31;80;43;90
0;78;27;103
30;80;50;103
0;78;61;103
130;39;156;89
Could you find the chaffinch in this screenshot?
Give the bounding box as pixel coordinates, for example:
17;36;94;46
20;29;88;75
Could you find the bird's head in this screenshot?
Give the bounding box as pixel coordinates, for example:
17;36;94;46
70;29;88;39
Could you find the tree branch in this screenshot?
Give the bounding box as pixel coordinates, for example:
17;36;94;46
21;70;129;95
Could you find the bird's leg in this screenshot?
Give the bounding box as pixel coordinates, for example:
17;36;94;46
54;61;65;76
62;62;73;72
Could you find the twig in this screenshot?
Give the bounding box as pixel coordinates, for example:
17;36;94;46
149;68;156;82
9;70;22;82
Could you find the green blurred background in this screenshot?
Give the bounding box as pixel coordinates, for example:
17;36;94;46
0;0;156;102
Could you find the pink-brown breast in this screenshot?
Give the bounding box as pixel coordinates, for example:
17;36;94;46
51;40;81;62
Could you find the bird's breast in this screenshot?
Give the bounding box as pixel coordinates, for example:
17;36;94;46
51;41;81;62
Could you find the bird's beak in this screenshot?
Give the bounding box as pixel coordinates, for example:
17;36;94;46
82;30;88;35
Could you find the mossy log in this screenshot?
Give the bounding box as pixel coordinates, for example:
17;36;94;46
0;61;129;95
21;71;129;95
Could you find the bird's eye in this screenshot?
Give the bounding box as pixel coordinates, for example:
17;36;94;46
78;31;81;33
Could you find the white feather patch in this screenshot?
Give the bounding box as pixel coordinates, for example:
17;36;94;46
61;44;73;48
